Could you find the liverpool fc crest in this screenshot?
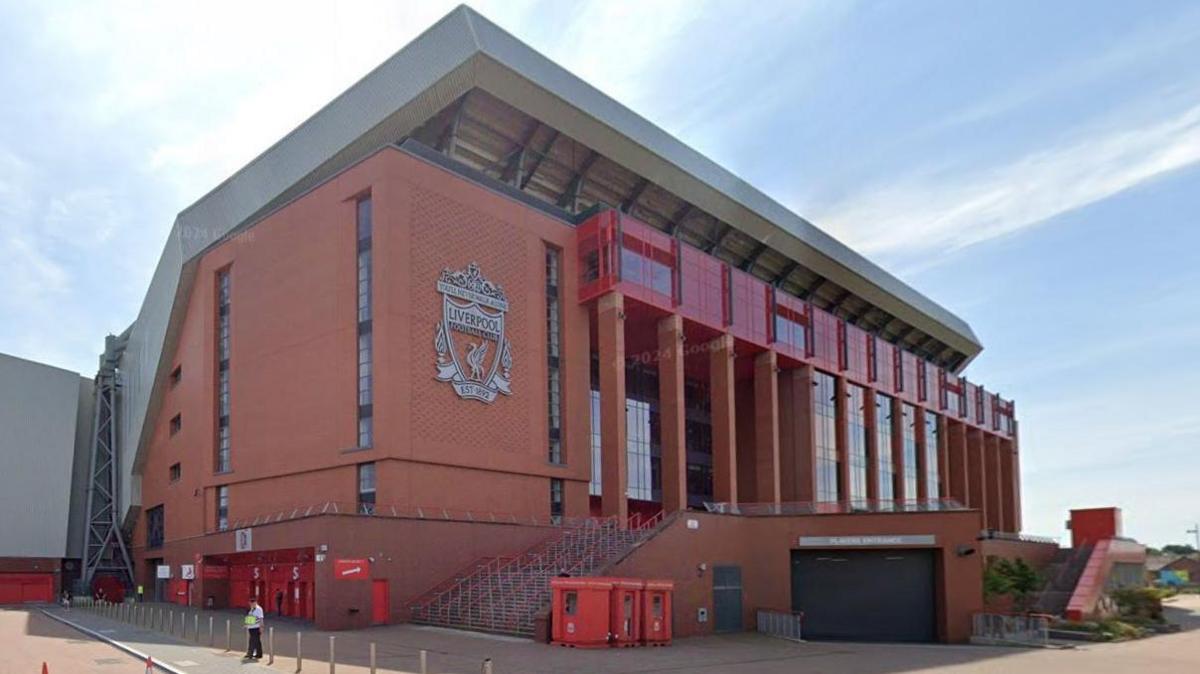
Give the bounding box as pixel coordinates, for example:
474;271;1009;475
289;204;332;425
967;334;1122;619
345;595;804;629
434;262;513;403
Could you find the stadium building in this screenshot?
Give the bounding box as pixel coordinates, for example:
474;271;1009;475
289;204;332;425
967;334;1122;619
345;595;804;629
2;6;1081;643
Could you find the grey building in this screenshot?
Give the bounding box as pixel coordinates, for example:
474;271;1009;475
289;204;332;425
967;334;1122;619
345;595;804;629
0;353;92;601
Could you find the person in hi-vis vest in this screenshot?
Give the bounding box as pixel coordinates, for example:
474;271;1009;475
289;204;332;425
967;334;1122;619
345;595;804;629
243;597;264;659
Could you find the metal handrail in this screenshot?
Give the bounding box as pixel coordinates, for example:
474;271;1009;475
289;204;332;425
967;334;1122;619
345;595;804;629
971;612;1048;645
219;501;617;533
979;530;1059;546
704;498;966;516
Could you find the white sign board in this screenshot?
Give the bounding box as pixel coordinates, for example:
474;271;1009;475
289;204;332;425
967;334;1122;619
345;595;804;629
156;564;172;579
797;535;936;547
235;528;253;552
180;564;195;580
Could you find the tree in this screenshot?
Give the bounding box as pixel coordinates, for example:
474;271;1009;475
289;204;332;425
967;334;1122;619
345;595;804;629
983;556;1042;612
1162;544;1197;556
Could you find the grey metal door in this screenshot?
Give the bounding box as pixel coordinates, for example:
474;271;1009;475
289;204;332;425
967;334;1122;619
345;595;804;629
713;565;743;633
791;549;936;642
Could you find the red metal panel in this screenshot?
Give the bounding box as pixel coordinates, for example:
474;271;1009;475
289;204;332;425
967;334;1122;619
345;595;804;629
677;245;725;329
875;338;895;392
900;351;919;402
728;268;771;345
810;308;840;371
844;324;869;381
965;383;980;424
0;574;53;604
577;211;619;303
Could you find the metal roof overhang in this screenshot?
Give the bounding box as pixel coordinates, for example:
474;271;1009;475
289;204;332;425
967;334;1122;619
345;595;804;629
121;5;982;503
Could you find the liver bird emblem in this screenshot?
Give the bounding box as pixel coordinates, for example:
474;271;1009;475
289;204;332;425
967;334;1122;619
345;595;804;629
466;340;489;382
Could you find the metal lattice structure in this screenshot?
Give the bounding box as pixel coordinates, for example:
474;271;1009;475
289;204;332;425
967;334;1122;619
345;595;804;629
80;332;136;591
410;515;665;636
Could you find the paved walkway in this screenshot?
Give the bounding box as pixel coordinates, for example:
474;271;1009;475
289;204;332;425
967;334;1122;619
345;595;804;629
28;594;1200;673
40;604;277;673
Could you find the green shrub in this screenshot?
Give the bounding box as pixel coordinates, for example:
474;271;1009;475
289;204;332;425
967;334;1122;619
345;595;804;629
1110;587;1165;622
983;556;1042;612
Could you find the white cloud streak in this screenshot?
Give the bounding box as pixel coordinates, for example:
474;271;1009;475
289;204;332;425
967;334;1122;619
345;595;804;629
807;98;1200;261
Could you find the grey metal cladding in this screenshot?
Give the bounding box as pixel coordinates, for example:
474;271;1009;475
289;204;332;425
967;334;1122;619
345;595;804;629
0;353;84;558
115;4;982;518
66;376;96;559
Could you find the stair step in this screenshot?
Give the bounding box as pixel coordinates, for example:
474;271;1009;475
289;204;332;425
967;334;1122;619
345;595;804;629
408;517;663;634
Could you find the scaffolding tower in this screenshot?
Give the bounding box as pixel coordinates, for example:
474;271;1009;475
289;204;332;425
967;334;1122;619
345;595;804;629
79;331;135;591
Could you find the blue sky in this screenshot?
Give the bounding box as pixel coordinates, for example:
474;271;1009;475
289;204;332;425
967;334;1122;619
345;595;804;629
1;1;1197;547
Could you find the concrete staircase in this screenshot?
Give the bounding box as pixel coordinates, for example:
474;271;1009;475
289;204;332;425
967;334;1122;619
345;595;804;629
1031;543;1093;616
409;517;661;636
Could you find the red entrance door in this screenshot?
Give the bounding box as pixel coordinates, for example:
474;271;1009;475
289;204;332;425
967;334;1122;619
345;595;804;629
371;580;389;625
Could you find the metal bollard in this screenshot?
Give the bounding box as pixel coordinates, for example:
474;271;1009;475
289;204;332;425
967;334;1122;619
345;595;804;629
369;642;376;674
296;631;303;673
328;635;335;674
209;616;214;646
225;619;232;652
169;610;174;634
420;650;428;674
194;614;199;641
482;658;493;674
269;627;275;665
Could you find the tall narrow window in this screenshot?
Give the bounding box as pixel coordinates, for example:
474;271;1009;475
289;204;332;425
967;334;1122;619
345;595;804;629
875;393;894;505
146;505;164;549
215;268;232;473
356;197;374;448
550;478;564;523
813;371;838;503
847;384;868;506
546;246;563;464
357;462;376;515
216;485;229;532
902;403;919;502
925;412;941;499
589;389;602;496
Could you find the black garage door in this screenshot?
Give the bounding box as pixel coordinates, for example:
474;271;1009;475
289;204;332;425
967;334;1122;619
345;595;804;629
791;549;935;642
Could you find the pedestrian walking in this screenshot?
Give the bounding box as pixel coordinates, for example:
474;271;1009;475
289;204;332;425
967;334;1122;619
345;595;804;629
243;597;264;660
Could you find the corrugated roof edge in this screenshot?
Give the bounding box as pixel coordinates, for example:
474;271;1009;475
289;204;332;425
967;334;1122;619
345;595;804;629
166;4;979;357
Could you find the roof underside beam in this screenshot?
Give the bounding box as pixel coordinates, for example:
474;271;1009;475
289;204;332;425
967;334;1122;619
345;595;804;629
557;150;600;211
620;177;650;214
519;129;559;191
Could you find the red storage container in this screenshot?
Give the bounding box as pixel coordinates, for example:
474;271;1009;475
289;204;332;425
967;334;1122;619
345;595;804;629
610;579;643;647
551;577;612;647
641;580;674;645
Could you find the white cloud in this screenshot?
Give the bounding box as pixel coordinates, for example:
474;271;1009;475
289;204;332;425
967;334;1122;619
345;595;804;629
0;148;71;300
806;98;1200;261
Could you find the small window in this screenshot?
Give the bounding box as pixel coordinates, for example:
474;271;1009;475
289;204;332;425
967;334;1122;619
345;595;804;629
169;414;182;436
550;478;564;523
358;462;377;515
653;595;663;618
216;485;229;532
170;365;182;387
169;463;181;482
564;591;578;615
